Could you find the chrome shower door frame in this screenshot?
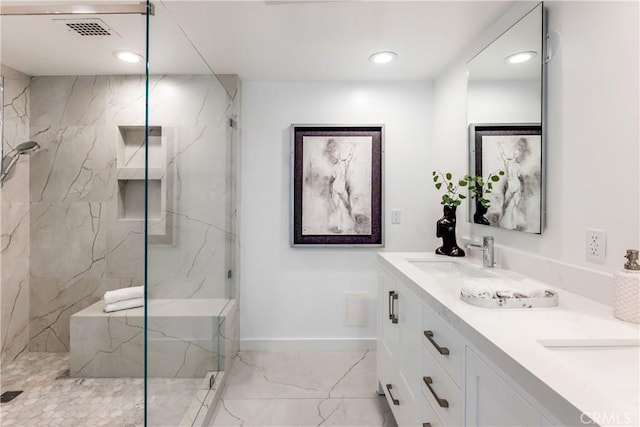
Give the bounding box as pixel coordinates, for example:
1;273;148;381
0;2;153;16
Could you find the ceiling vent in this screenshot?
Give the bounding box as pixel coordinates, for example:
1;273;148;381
55;18;120;37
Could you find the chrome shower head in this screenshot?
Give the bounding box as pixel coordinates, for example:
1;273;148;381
15;141;40;154
1;141;41;186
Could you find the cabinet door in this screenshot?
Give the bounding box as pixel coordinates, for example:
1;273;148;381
397;278;420;397
378;268;421;426
466;348;552;427
379;269;400;361
379;342;418;427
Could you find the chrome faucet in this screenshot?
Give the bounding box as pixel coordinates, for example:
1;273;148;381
465;236;494;268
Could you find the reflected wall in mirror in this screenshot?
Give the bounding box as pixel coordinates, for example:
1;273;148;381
467;2;544;234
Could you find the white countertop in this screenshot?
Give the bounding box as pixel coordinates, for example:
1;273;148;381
378;252;640;427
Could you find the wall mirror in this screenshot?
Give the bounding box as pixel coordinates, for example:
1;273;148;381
467;3;545;234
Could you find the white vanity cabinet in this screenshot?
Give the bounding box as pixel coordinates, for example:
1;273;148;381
378;264;556;427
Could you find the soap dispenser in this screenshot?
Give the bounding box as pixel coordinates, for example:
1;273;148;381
613;249;640;324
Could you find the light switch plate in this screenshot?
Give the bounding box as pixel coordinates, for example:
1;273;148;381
391;209;401;224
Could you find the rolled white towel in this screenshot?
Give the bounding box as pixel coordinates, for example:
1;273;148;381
496;290;515;299
104;298;144;313
461;279;512;299
104;286;144;305
514;279;553;298
528;289;555;298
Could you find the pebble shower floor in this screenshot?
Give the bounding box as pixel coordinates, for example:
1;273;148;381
0;352;199;426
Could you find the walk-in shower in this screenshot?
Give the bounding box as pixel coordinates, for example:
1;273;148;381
0;2;239;426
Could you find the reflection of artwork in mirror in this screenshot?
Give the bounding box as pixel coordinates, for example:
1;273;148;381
291;125;383;246
466;2;545;234
471;124;542;234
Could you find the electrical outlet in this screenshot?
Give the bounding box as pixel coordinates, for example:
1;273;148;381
391;209;401;224
586;229;606;264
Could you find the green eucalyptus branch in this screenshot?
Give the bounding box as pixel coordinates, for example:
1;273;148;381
432;170;505;208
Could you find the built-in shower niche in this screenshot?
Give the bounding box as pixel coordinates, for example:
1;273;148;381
117;175;161;219
116;125;173;242
118;125;163;168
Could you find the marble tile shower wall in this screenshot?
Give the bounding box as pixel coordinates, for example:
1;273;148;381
27;74;233;352
1;65;31;365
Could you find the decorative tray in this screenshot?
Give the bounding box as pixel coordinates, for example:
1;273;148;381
460;291;559;309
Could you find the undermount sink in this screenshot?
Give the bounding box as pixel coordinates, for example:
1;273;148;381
409;260;497;279
538;339;640;395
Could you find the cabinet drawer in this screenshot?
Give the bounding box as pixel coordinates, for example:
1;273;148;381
422;305;464;388
421;344;463;427
418;392;445;427
466;347;553;427
379;341;416;426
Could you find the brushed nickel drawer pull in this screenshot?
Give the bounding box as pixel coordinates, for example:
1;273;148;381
424;330;450;355
423;376;449;408
388;291;398;324
385;383;400;405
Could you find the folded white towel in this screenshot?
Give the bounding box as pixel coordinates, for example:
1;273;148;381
104;298;144;313
104;286;144;305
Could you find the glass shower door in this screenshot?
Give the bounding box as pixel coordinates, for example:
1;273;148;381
145;2;239;425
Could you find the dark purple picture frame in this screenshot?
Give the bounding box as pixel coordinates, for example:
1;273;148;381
291;124;384;246
471;123;543;234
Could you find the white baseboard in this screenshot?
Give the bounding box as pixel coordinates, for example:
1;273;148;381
240;337;377;351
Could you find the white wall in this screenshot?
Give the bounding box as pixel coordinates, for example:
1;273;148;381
240;81;432;348
433;1;639;305
468;80;541;123
239;1;639;347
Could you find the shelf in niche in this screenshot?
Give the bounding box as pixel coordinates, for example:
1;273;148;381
117;179;161;221
117;125;164;169
116;167;163;181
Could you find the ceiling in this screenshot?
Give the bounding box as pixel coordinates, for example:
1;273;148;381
0;1;516;80
468;3;542;81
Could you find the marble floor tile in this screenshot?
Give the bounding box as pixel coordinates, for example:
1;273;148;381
223;350;377;399
318;398;396;427
209;350;397;427
211;397;396;427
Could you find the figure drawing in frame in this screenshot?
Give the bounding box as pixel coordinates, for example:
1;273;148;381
302;136;372;235
481;133;541;233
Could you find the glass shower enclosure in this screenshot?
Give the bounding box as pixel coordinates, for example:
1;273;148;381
0;2;238;425
146;1;239;425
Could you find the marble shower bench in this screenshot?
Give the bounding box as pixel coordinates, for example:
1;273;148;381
70;298;237;378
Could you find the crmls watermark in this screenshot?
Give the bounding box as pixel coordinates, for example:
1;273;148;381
580;412;633;425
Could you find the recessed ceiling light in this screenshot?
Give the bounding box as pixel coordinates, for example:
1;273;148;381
369;51;397;64
504;51;537;64
113;50;143;64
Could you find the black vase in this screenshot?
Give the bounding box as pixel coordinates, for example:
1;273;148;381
435;205;465;257
473;201;491;225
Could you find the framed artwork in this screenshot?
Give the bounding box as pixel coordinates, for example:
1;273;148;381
469;123;543;234
291;124;384;246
